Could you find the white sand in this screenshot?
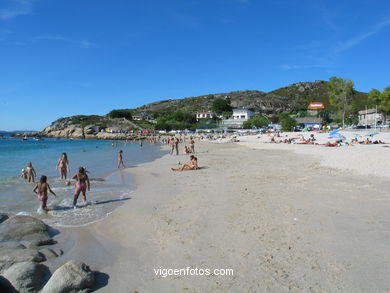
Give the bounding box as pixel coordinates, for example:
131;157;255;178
51;138;390;292
237;130;390;179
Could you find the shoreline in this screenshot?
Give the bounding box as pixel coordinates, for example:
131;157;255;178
47;139;390;292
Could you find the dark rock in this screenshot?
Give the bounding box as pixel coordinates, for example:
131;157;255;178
3;262;48;293
0;216;54;247
0;275;18;293
41;260;95;293
0;213;8;224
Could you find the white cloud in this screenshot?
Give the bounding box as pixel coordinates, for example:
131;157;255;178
34;34;70;42
280;63;333;71
80;39;97;49
32;34;97;49
334;18;390;54
0;0;36;20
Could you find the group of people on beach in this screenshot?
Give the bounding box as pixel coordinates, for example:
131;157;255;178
22;152;90;212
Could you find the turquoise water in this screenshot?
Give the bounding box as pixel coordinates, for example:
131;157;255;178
0;136;166;226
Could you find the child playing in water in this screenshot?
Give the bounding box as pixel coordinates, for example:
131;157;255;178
20;169;27;179
26;162;37;183
33;175;56;211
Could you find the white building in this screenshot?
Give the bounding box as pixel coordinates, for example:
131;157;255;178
220;108;255;129
196;112;216;121
358;109;383;126
232;108;254;120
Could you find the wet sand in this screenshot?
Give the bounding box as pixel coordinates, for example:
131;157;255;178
50;140;390;292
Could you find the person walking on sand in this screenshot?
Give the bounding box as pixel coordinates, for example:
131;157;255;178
189;137;195;154
26;162;37;183
174;137;179;155
33;175;56;212
118;150;126;168
169;137;175;155
72;167;90;208
56;152;70;180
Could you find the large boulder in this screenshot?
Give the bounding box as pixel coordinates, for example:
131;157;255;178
0;216;54;247
0;247;45;272
41;260;95;293
2;262;48;293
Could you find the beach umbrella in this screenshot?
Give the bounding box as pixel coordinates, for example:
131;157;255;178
328;133;346;141
365;131;379;137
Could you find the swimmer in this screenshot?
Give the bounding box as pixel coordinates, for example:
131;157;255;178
20;169;27;179
33;175;56;211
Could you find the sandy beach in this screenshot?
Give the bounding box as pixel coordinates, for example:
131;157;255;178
49;136;390;292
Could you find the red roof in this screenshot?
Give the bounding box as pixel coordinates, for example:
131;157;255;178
308;102;325;110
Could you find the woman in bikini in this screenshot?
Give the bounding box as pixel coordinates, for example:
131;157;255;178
72;167;90;208
33;175;56;211
171;155;198;171
56;152;70;180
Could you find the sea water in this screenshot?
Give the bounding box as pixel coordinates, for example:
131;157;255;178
0;135;166;226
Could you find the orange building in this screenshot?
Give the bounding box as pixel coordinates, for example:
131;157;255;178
308;102;325;110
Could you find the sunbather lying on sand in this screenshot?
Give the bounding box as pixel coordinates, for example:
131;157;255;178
324;141;340;147
171;155;198;171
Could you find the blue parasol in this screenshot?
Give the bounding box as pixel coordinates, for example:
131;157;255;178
329;129;340;136
328;133;346;141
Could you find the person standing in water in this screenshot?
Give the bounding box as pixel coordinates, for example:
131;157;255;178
56;152;70;180
26;162;37;183
118;150;126;168
33;175;56;211
72;167;90;208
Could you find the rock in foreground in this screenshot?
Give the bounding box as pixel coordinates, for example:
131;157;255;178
41;260;95;293
0;216;55;247
2;262;48;293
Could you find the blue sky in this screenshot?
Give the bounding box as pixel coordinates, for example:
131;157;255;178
0;0;389;131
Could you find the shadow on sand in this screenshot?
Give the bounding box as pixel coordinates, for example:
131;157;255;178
50;197;131;212
93;271;110;291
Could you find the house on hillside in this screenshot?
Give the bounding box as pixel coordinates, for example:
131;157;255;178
220;108;255;129
132;112;154;121
358;109;383;126
307;102;325;116
296;117;323;129
196;112;216;121
232;108;254;120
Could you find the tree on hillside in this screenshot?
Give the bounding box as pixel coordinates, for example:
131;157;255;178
368;89;381;108
328;77;354;128
107;109;133;120
243;115;269;129
278;113;297;131
212;98;232;115
379;87;390;121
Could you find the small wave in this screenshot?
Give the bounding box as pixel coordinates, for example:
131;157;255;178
16;211;31;216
